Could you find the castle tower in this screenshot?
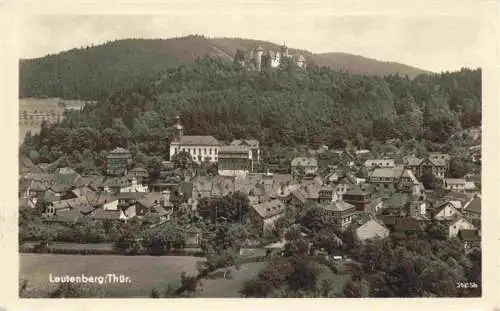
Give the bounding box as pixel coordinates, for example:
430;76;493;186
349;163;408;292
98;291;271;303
281;43;289;58
174;115;184;142
255;45;264;71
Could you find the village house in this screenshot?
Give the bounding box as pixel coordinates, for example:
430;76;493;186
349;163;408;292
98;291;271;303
433;201;461;220
317;185;338;205
354;219;390;243
446;216;476;239
127;167;149;183
230;139;261;162
135;191;171;220
321;201;357;231
342;185;372;212
367;166;404;192
364;159;395;169
291;157;318;179
442;192;475;210
106;147;132;176
335;175;357;200
458;229;481;253
217;145;253;176
247;199;286;233
404;155;448;179
444;178;466;192
462;196;481;220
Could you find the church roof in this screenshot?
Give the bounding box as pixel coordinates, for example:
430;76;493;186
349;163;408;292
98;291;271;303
176;135;221;146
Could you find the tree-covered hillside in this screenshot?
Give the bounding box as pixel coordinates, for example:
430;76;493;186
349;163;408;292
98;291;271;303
19;36;432;100
20;57;481;175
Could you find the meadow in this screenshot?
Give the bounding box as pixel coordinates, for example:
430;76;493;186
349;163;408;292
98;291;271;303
20;253;268;298
20;254;201;298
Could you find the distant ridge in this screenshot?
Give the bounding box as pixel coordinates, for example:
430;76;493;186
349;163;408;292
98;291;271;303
19;35;433;100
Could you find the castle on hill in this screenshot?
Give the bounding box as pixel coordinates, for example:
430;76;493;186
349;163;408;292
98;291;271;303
240;44;306;71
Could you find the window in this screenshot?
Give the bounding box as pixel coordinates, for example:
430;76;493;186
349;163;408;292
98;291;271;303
174;148;178;154
193;148;196;154
182;148;185;152
204;148;207;155
199;148;202;154
209;148;212;155
187;148;191;153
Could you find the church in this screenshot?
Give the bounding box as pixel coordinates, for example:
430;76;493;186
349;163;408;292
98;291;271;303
169;117;260;176
169;116;222;164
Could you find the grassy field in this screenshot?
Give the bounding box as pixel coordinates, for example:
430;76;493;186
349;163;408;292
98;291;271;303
195;262;268;298
20;254;202;298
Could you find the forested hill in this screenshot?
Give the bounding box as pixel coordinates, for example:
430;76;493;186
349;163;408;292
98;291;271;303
19;35;431;100
20;57;480;175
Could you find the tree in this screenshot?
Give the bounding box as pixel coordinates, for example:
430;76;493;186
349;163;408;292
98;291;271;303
150;288;160;298
171;151;192;170
234;49;245;64
447;157;470;178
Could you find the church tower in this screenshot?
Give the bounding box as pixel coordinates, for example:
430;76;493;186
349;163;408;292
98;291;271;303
174;115;184;142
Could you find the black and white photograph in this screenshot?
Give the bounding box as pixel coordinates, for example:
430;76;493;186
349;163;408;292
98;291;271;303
1;0;498;306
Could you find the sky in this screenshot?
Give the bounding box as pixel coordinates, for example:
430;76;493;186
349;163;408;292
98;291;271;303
17;0;497;72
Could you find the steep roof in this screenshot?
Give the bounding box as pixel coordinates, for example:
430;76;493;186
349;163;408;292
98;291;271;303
458;229;481;242
464;197;481;214
291;188;308;203
178;135;221;146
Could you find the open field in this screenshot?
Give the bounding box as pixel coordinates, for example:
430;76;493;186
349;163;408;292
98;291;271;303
20;254;202;298
195;262;268;298
18;98;89;145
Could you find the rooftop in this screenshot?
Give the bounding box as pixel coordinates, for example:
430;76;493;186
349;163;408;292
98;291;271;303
252;199;285;218
230;139;259;148
219;145;251;153
176;135;221;146
291;157;318;167
109;147;131;154
323;201;355;212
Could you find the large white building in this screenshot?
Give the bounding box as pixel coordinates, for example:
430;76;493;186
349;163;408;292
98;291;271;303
169;117;260;167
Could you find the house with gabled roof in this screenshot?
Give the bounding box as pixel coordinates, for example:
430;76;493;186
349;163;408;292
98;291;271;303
247;199;286;233
342;185;372;212
321;201;357;231
446;216;476;238
433;201;462;221
458;229;481;252
462;196;481;220
367;166;405;192
444;178;466;192
230;139;260;162
354;219;390;243
291;157;318;179
106;147;132;177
